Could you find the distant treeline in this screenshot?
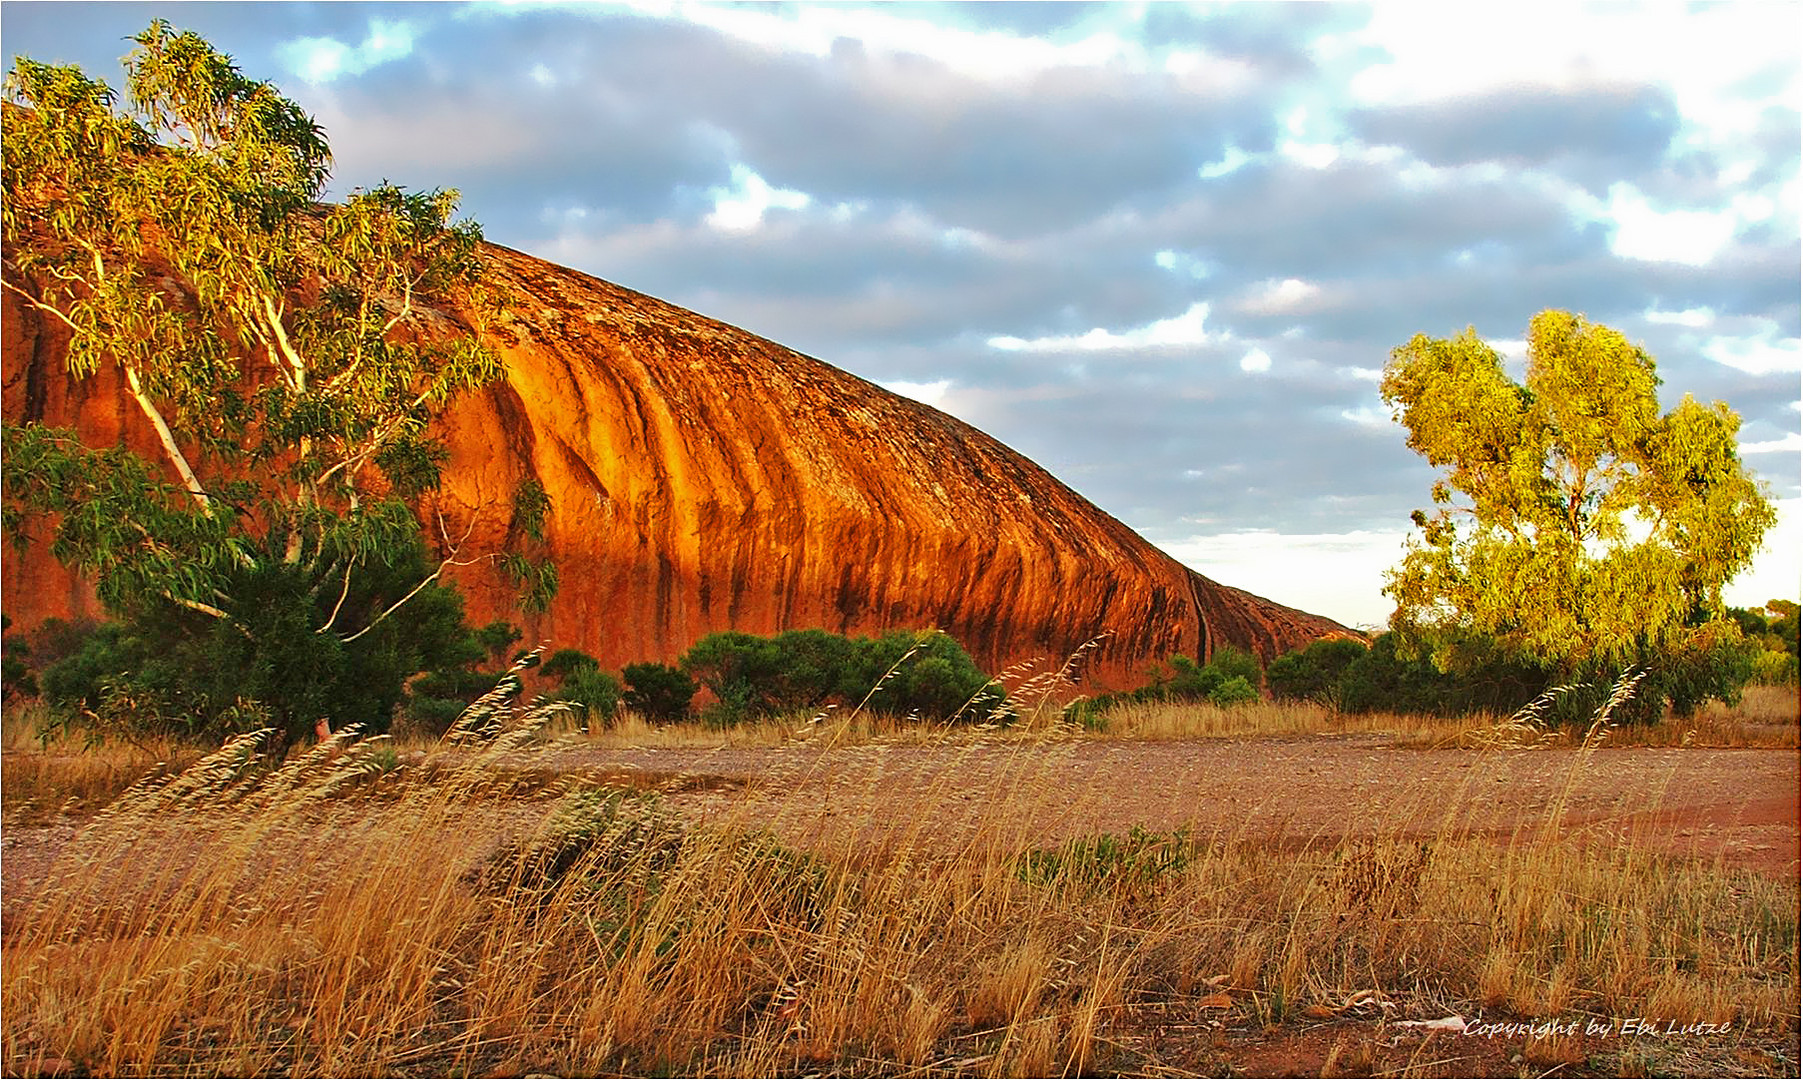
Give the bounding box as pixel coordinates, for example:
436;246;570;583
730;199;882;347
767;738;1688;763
4;616;1005;741
1253;601;1797;726
1063;603;1797;727
7;600;1794;743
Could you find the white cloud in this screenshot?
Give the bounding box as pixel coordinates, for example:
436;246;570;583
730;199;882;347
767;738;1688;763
1278;138;1340;170
1725;498;1802;607
1604;184;1738;266
1345;5;1798;130
1703;329;1803;375
706;164;811;231
1741;433;1803;455
1164;49;1262;96
604;0;1140;81
278;19;415;84
1152;250;1212;280
1487;338;1528;361
1197;145;1251;180
1339;405;1389;429
880;378;952;408
988;302;1221;353
1158;529;1412;630
1239;348;1272;374
1645;306;1716;329
1239;277;1322;316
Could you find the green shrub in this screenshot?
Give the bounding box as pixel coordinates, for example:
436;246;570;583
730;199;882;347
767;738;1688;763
1337;631;1552;718
841;630;1005;721
479;785;686;928
1203;645;1263;692
404;693;469;736
22;535;524;746
1017;826;1192;894
561;668;623;728
35;588;469;747
533;648;623;727
1622;622;1757;722
1207;675;1258;707
1752;649;1800;686
770;629;858;709
679;627;1003;726
541;647;600;682
1159;655;1222;701
1331;625;1761;725
622;662;696;723
402;618;528;737
1267;638;1368;707
1;614;36;700
1767;600;1800;657
699;680;758;729
680;631;783;726
1731;601;1799;685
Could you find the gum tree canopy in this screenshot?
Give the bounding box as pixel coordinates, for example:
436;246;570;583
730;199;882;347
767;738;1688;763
1379;309;1775;675
1;23;551;738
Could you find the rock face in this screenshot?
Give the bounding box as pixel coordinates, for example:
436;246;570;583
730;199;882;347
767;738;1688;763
2;242;1351;687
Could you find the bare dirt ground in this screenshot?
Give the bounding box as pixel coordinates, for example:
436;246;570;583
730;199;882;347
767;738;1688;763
539;733;1800;878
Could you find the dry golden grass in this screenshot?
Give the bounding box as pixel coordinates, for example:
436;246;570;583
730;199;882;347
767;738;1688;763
1087;683;1799;750
1;702;207;824
3;684;1797;1078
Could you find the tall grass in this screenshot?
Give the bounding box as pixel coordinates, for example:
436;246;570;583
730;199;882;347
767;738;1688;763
3;681;1797;1077
1;701;208;824
1086;684;1799;750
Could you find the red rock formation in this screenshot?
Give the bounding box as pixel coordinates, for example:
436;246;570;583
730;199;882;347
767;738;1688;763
2;241;1352;688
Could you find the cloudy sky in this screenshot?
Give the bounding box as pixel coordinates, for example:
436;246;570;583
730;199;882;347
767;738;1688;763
6;2;1799;628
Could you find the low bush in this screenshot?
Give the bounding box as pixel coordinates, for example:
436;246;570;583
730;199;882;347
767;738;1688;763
1752;649;1800;686
29;567;523;746
1207;675;1258;708
678;628;1003;726
1017;825;1193;894
1266;637;1368;707
1272;622;1768;725
562;669;624;728
839;630;1006;721
623;662;696;724
403;620;531;737
1072;646;1267;720
1;614;36;700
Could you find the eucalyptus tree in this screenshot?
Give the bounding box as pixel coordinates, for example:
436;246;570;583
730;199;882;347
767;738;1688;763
1379;310;1774;715
2;23;552;740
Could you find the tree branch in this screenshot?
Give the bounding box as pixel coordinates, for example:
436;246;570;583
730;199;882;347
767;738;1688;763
316;555;357;635
380;276;416;336
163;592;229;620
261;292;305;390
339;508;483;644
121;363;212;510
0;276;84;335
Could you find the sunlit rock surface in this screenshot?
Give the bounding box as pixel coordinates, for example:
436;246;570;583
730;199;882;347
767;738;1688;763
2;243;1351;686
